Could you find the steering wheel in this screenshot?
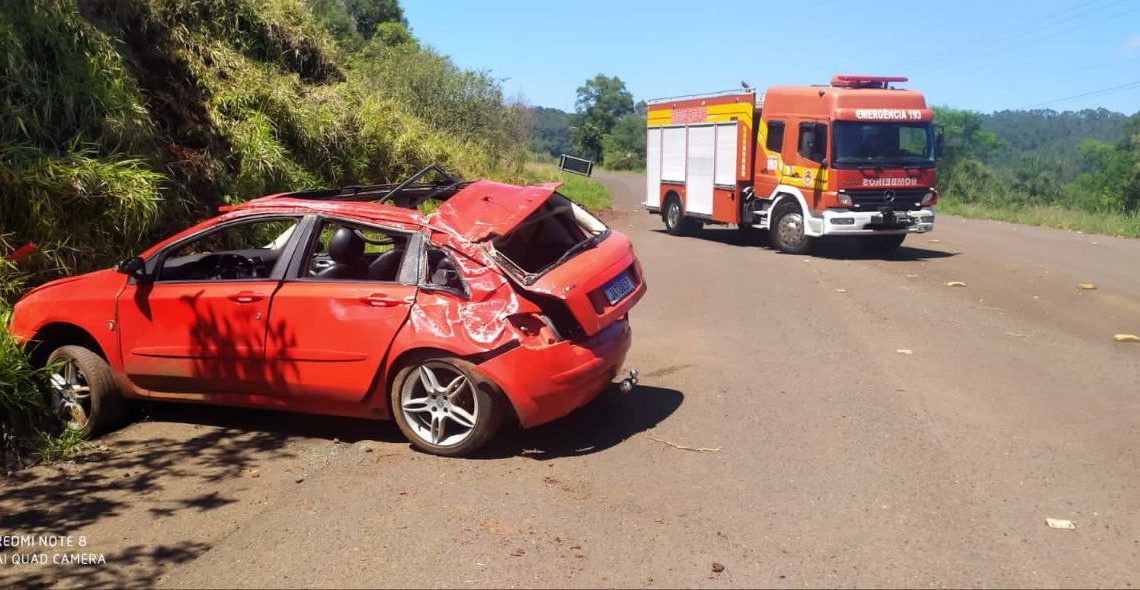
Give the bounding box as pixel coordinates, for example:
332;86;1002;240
211;253;257;280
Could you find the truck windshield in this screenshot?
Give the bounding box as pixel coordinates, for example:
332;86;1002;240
832;121;935;168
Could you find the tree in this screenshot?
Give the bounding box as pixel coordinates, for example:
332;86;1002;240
346;0;407;39
570;74;633;162
527;106;572;157
601;112;646;170
1066;113;1140;212
933;107;1005;200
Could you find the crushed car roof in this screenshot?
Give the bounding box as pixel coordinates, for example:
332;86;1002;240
229;179;563;242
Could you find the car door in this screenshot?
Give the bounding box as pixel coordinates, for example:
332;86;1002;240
262;217;419;403
116;215;304;396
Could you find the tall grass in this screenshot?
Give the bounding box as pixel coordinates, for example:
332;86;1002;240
0;0;534;295
523;161;612;211
938;198;1140;238
0;255;54;470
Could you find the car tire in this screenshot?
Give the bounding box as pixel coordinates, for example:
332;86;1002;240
769;200;814;254
663;194;697;236
858;234;906;257
46;345;125;437
390;356;504;457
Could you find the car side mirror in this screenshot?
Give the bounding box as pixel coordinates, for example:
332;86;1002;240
935;126;945;161
116;256;149;281
820;158;829;169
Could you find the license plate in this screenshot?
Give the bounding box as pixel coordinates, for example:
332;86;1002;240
602;273;636;305
873;212;913;225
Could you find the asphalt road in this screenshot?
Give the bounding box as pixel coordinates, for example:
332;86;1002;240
3;171;1139;588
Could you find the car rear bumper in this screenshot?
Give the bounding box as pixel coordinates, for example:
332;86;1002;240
821;208;935;235
474;317;632;428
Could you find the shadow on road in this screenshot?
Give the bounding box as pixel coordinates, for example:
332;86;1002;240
812;237;959;261
136;403;402;445
653;227;959;261
652;227;772;249
0;415;304;588
479;384;684;460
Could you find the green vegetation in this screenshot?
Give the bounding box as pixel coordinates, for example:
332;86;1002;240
523;161;612;211
0;0;530;292
569;74;647;170
935;107;1140;237
0;290;55;469
527;106;573;158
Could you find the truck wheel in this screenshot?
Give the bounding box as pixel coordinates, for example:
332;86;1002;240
770;201;814;254
662;194;697;236
858;234;906;257
46;345;125;437
391;356;504;457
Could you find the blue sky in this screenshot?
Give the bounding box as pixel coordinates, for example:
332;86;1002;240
403;0;1140;115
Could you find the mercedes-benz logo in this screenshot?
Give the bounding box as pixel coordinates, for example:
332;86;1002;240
883;189;896;203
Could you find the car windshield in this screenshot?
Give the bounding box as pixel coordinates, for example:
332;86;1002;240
832;121;935;168
489;193;608;281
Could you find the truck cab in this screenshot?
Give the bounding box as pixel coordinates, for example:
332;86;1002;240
645;75;940;255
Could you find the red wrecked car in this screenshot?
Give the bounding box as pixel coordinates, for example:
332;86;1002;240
7;166;646;456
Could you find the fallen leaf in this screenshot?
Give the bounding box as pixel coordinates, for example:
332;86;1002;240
1078;283;1096;290
1113;334;1140;343
1046;518;1075;530
896;349;913;355
945;281;967;287
510;548;526;557
928;239;942;243
711;562;725;573
835;288;848;293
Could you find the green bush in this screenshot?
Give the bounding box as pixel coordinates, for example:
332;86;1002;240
0;281;54;470
0;0;534;293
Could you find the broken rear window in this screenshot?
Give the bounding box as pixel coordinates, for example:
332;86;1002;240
489;194;608;281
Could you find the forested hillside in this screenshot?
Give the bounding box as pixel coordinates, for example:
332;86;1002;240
0;0;529;295
936;105;1140;234
981;109;1127;182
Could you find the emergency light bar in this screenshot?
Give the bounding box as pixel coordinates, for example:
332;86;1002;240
830;75;908;89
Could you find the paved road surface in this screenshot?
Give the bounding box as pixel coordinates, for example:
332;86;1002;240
3;171;1139;588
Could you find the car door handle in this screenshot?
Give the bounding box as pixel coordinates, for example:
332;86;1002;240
361;293;400;307
227;291;265;304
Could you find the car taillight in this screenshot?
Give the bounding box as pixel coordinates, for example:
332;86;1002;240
507;313;562;347
921;190;939;206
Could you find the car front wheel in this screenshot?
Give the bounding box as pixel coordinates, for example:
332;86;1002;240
46;345;124;437
390;357;503;457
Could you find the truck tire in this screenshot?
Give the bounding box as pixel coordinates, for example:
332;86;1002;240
858;234;906;257
46;345;125;437
769;200;814;254
663;194;698;236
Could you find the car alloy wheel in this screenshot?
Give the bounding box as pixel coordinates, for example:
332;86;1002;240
399;361;480;447
50;358;93;432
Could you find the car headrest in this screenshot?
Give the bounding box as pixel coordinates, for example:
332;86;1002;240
328;227;364;263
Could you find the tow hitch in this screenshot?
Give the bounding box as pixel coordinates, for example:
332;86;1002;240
618;368;640;394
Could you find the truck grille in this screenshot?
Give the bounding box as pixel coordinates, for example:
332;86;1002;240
846;189;926;212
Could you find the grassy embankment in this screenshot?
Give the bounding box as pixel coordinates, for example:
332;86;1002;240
523;161;612;211
937;199;1140;238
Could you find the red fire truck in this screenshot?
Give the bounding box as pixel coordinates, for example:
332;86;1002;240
644;75;940;255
